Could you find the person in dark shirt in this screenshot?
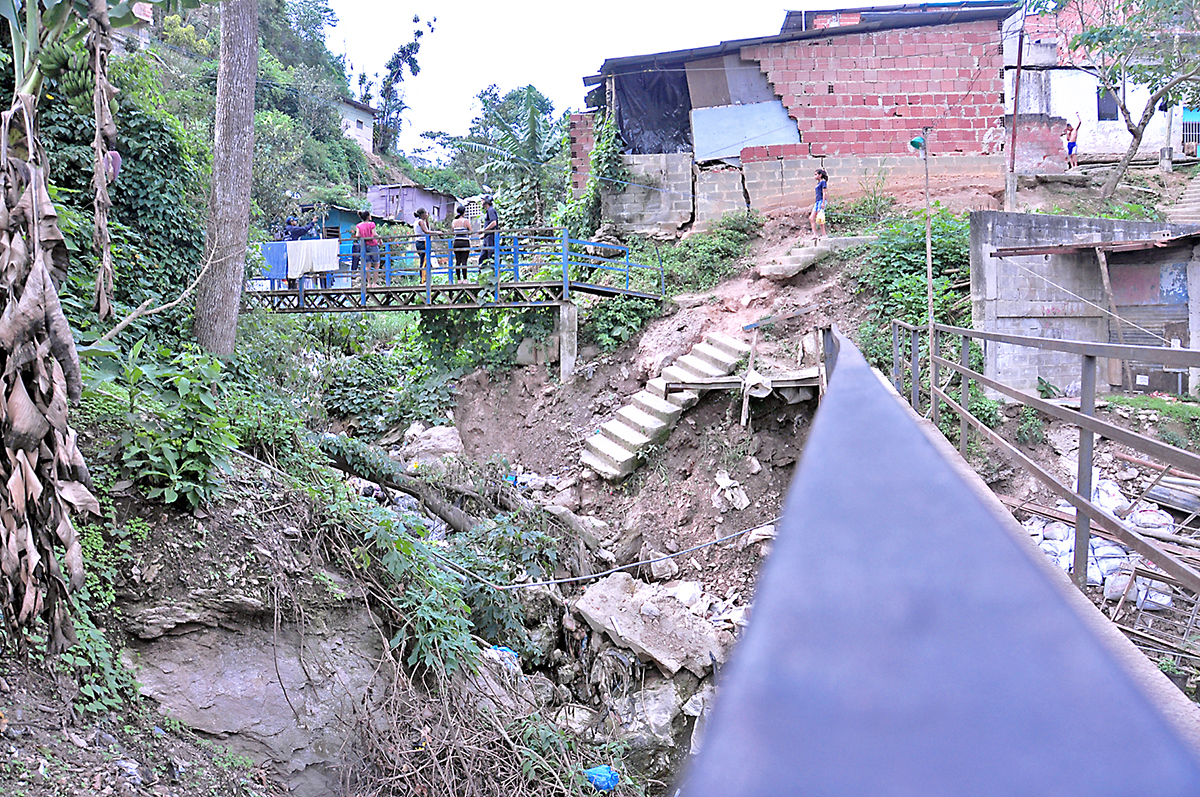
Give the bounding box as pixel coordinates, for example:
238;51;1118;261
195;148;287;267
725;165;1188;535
282;216;317;241
479;196;499;267
809;169;828;241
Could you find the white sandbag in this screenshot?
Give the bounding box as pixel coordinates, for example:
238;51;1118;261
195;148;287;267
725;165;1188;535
1104;573;1135;601
1042;521;1073;542
1040;539;1072;558
1130;508;1174;530
1092;479;1128;514
1022;517;1047;544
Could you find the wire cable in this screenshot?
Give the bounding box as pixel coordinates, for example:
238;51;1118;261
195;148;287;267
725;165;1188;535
420;517;780;592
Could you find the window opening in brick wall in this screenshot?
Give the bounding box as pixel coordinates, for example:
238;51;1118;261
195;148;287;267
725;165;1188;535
1097;89;1118;121
827;84;835;94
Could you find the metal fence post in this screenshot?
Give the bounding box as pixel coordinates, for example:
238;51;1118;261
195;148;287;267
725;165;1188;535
931;327;941;427
892;321;901;393
960;334;970;457
1073;354;1097;588
910;327;920;410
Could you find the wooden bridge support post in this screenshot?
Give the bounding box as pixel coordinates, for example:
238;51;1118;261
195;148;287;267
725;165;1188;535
557;301;578;383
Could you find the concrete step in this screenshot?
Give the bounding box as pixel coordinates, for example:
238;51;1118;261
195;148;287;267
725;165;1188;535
632;389;685;424
616;404;670;442
583;434;639;478
705;333;752;359
658;366;705;405
691;341;740;372
581;450;623;480
676;354;725;379
600;418;652;450
647;376;700;408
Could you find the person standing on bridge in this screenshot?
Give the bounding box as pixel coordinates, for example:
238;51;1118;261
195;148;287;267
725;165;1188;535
353;209;381;287
452;205;472;282
414;208;437;283
479;195;499;269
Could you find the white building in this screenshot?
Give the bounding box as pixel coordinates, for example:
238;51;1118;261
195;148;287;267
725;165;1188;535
338;98;378;154
1001;9;1184;166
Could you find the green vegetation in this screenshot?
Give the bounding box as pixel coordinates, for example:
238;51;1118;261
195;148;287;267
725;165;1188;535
1015;406;1046;446
629;211;763;294
583;296;660;352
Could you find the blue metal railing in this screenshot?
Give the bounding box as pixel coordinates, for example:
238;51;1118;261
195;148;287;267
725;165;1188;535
252;228;665;302
677;326;1200;796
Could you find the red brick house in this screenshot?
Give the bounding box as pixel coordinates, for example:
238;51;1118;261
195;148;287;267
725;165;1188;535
574;2;1015;233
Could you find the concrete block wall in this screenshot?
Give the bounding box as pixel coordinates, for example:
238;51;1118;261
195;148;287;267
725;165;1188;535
742;152;1005;211
568;112;596;199
600;153;693;234
741;20;1004;157
970;212;1200;396
694;168;749;230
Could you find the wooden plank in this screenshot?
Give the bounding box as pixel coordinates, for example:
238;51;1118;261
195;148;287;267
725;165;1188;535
1096;247;1133;392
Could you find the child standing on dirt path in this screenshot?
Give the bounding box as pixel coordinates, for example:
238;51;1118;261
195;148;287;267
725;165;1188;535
1066;112;1081;169
810;169;828;241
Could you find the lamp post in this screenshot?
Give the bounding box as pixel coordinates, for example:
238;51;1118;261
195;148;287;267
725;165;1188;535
910;130;933;384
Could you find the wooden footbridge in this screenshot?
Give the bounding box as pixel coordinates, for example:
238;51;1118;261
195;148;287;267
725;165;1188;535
242;228;664;314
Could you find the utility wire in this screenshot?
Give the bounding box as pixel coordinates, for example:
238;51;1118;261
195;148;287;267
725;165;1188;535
1005;258;1172;344
420;517;780;592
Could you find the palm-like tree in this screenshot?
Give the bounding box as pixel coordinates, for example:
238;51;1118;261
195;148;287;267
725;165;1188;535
455;85;564;227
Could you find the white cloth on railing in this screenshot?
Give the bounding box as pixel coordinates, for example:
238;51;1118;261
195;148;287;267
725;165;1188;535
286;239;340;279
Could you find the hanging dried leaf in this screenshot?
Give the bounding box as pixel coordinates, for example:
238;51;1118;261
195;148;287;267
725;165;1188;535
87;0;114;319
0;94;98;653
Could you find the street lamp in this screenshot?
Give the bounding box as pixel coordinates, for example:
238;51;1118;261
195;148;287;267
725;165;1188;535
910;130;934;382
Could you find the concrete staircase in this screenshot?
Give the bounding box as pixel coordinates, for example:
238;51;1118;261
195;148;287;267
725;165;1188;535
1167;174;1200;226
581;333;752;480
757;235;877;281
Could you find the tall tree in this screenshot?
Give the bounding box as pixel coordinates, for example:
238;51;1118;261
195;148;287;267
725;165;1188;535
455;85;565;227
1042;0;1200;196
193;0;259;354
370;14;433;153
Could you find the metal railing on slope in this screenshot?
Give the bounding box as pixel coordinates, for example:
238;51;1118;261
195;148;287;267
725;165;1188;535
891;319;1200;594
677;326;1200;796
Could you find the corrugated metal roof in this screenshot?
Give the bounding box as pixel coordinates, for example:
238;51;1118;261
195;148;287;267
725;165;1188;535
592;1;1016;78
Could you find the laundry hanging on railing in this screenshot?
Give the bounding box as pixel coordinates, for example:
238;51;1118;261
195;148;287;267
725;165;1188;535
286;239;340;279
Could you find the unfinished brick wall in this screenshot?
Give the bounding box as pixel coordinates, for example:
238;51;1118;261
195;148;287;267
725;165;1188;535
568;112;595;199
741;20;1005;157
695;168;749;230
1009;114;1069;174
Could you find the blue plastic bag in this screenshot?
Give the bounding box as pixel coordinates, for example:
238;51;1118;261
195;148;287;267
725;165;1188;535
584;765;619;791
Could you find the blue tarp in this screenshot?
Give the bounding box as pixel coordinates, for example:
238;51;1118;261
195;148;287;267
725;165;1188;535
691;100;800;162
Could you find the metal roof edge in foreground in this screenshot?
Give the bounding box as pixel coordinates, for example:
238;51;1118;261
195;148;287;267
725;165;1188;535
677;327;1200;796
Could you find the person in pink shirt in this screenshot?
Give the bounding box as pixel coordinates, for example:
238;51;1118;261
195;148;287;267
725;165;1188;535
352;209;380;286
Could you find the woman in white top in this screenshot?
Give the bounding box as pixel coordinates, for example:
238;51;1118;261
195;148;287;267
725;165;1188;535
414;208;436;283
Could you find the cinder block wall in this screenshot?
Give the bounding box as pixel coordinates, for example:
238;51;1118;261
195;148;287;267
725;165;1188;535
600;154;693;234
568;112;596;199
741;150;1005;212
695;169;749;230
1007;114;1070;174
742;20;1005;157
970;212;1200;396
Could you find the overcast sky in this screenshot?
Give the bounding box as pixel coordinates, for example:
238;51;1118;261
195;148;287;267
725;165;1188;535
325;1;803;158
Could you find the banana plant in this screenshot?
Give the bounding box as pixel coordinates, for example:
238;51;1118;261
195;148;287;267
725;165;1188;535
0;0;195;651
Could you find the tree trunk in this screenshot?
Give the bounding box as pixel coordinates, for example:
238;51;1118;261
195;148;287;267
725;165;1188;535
1101;124;1146;199
193;0;258;354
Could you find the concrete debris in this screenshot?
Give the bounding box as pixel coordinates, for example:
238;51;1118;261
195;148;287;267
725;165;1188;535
574;573;725;677
746;523;776;545
681;679;716;756
544;505;612;552
647;548;681;581
746;456;762;475
711;469;750;512
665;581;704;608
